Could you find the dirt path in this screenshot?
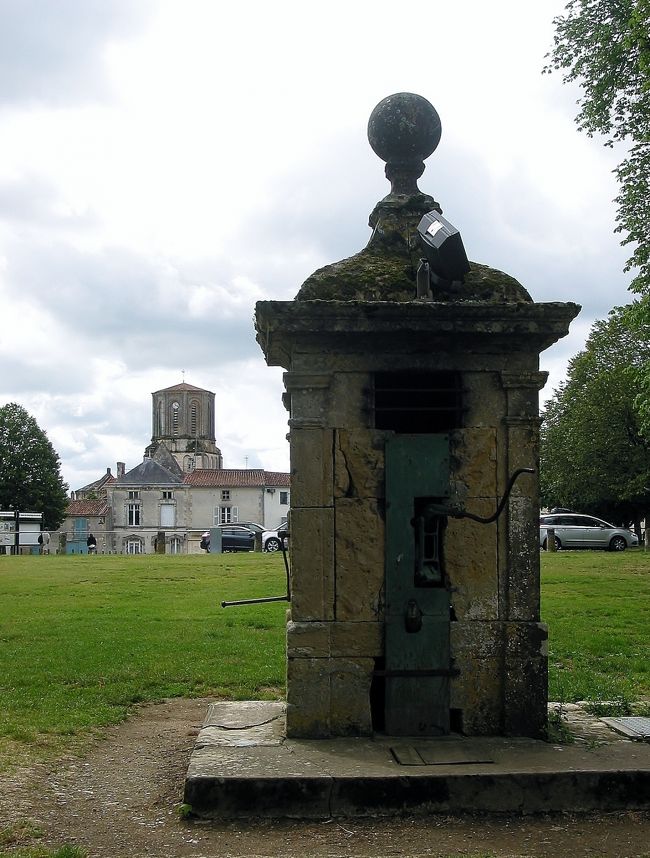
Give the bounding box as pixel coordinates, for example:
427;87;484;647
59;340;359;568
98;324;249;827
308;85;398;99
1;698;649;858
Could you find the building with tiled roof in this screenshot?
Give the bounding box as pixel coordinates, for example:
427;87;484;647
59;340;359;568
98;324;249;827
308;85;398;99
74;467;117;500
119;458;184;487
65;499;110;517
184;469;290;488
55;382;289;555
58;497;112;554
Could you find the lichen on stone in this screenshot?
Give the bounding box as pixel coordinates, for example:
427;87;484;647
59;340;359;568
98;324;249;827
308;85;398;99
296;253;532;304
296;247;416;302
296;194;532;304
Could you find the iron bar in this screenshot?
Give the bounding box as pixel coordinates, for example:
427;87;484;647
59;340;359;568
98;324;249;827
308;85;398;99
221;530;291;609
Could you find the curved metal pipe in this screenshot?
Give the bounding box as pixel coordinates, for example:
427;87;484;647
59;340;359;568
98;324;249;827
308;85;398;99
452;468;535;524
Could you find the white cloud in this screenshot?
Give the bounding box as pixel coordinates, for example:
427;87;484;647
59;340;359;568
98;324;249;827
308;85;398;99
0;0;638;490
0;0;153;106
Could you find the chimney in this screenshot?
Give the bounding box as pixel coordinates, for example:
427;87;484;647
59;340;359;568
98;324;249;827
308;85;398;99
106;467;112;475
117;462;125;477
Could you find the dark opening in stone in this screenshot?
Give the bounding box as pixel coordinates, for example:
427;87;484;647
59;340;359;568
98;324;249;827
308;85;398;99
374;370;463;432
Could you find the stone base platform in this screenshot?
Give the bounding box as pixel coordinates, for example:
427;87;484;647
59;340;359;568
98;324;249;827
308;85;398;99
183;701;650;819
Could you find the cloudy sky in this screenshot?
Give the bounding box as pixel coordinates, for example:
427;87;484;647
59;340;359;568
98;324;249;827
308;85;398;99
0;0;635;491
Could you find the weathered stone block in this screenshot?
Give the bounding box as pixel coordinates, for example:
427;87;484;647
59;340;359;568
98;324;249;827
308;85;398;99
506;493;542;621
451;658;503;735
286;657;331;738
288;389;327;422
505;421;540;472
290;428;334;509
287;621;330;658
462;372;505;427
330;657;375;736
450;620;503;660
334;498;384;622
504;621;548;738
290;507;335;621
450;622;504;735
328;373;372;428
334;429;386;499
446;499;498;621
449;428;497;498
331;621;383;658
501;370;547;420
287;655;375;737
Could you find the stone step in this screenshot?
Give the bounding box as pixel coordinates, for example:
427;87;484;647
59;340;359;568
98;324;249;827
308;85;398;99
184;701;650;819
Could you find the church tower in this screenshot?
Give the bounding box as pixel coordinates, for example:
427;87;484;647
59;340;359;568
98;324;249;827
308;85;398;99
144;382;223;472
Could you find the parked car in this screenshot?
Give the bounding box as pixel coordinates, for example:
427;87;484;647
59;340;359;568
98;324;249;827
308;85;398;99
236;522;287;552
263;520;289;552
215;525;255;552
539;513;639;552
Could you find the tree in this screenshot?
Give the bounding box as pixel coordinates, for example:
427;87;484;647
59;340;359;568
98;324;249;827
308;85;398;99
544;0;650;297
0;403;69;529
540;306;650;532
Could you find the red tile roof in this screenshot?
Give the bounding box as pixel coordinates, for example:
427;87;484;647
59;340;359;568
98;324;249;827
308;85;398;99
184;469;290;488
264;471;292;487
66;499;110;517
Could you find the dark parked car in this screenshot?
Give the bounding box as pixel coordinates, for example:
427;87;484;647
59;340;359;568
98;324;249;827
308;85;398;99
539;513;639;552
237;521;288;552
216;525;255;552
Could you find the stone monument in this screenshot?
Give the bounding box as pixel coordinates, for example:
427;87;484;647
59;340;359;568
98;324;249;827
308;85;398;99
255;93;579;740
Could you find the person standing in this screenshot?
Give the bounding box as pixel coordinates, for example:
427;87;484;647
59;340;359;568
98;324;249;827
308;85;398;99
87;533;97;555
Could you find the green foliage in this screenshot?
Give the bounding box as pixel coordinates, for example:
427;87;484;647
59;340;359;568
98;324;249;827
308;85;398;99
545;707;575;744
177;803;193;819
540;305;650;525
544;0;650;296
630;297;650;436
0;403;69;529
583;695;634;716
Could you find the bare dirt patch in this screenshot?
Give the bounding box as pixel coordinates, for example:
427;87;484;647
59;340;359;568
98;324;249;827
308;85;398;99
1;698;649;858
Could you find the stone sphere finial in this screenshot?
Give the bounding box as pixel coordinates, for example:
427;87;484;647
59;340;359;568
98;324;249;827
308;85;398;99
368;93;442;196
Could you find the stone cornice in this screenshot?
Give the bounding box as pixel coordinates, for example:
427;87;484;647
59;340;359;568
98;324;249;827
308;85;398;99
501;371;549;390
503;416;543;427
256;300;581;367
288;417;327;429
283;372;332;391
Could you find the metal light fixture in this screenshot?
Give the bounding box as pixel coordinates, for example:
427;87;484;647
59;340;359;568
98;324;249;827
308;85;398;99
417;210;470;294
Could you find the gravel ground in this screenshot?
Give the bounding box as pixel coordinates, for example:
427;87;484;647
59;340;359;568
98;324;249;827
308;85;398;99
1;698;649;858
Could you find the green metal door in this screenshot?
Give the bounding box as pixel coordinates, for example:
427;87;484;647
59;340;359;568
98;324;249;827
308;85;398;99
384;434;451;736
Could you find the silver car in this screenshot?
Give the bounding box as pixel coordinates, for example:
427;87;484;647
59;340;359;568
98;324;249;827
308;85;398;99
540;513;639;552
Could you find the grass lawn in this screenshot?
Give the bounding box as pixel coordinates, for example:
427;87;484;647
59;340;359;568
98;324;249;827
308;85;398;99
0;553;287;767
541;548;649;706
0;549;648;767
